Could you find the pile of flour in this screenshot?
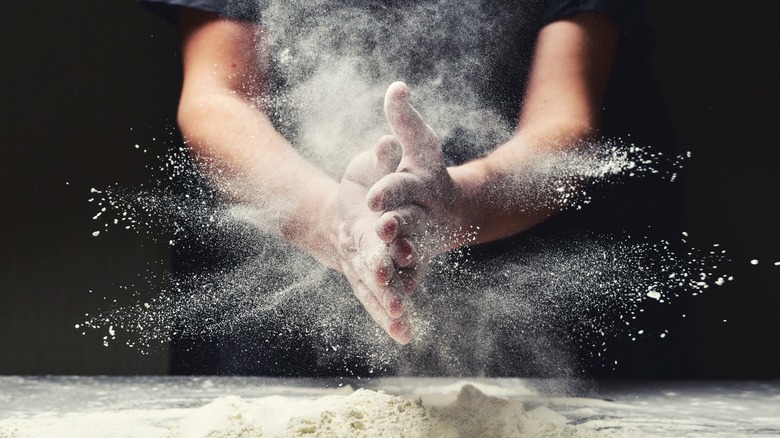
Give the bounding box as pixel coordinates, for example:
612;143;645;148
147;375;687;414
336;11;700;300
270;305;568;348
169;383;604;438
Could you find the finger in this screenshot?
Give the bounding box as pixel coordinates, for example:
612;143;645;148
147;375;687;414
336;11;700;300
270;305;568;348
346;233;421;295
343;255;401;320
398;267;420;295
366;171;426;212
374;270;407;312
371;232;422;294
383;81;441;169
342;136;402;188
339;213;406;318
351;280;410;344
377;217;417;268
374;135;402;175
362;248;406;319
389;317;411;345
375;206;427;242
389;237;416;268
343;151;378;187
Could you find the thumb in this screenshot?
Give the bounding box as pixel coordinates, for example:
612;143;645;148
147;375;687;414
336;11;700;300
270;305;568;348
383;82;441;169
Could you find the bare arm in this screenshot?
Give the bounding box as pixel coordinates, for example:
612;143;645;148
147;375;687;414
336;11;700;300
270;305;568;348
176;8;340;268
176;8;411;343
450;11;618;243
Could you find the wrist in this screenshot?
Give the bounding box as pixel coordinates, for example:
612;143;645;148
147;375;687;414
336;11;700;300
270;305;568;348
279;180;341;271
445;160;490;251
315;185;342;270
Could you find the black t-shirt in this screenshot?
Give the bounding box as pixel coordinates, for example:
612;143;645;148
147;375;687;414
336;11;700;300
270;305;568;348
139;0;663;150
140;0;666;167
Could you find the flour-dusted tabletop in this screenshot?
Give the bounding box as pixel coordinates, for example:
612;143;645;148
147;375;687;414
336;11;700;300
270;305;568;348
1;376;778;437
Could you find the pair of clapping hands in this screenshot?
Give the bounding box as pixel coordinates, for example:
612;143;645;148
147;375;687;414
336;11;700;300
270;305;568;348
336;82;463;344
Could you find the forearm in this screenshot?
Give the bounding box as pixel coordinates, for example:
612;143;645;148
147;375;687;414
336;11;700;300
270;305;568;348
448;121;592;248
178;90;341;269
446;12;617;249
175;9;341;269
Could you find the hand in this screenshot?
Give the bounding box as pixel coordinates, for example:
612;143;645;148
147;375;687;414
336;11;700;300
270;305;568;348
338;135;412;344
367;82;467;295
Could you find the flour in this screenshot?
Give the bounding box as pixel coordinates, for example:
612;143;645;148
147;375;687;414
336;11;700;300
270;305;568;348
165;383;606;438
3;377;778;438
422;384;586;437
171;396;263;438
283;389;441;437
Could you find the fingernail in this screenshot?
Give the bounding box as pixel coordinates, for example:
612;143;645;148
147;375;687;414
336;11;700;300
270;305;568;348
378;217;397;242
391;319;411;345
389;296;404;318
368;192;382;211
